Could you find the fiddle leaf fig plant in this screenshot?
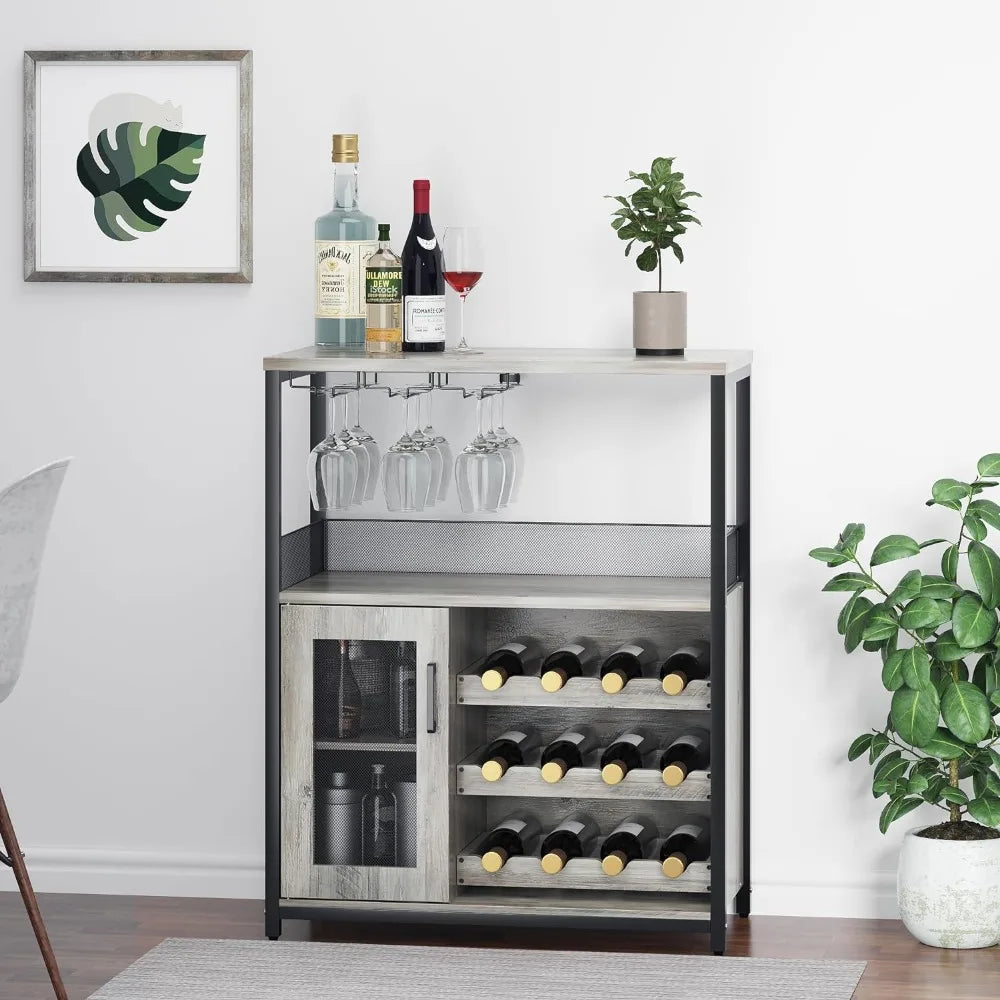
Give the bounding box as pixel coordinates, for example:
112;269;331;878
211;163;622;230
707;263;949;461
812;454;1000;839
606;157;701;292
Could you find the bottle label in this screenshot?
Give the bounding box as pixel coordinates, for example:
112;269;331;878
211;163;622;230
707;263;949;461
671;824;703;840
498;730;529;744
499;817;528;835
613;821;648;838
558;819;586;836
553;644;585;657
499;642;528;656
616;732;648;748
616;644;644;658
366;266;402;305
366;325;402;344
559;730;589;747
669;734;705;752
404;295;446;343
316;240;377;319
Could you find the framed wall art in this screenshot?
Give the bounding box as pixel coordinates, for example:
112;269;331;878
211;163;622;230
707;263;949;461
24;49;252;283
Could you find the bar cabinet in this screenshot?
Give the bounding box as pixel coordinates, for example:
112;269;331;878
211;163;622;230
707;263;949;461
263;346;751;954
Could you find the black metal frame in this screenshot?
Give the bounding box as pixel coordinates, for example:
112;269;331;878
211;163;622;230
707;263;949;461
264;367;752;950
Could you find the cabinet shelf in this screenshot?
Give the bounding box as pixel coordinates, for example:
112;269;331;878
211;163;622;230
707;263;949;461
456;757;710;802
457;845;711;894
280;571;710;612
457;673;710;710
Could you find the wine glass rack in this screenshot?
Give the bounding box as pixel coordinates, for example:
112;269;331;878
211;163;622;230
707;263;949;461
264;346;751;954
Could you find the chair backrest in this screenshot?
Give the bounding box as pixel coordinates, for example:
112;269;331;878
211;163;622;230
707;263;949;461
0;459;71;705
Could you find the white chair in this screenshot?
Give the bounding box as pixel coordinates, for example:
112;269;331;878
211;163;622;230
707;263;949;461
0;459;71;1000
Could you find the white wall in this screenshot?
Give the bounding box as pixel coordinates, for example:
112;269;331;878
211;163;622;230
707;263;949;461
3;0;999;919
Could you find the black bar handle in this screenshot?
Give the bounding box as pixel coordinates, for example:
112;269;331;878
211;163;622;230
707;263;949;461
426;661;437;733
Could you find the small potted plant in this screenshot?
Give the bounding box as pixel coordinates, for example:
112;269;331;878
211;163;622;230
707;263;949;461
606;157;701;356
811;453;1000;949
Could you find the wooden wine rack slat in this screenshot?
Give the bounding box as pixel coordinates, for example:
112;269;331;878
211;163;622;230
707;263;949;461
456;848;711;894
456;758;711;802
456;673;711;711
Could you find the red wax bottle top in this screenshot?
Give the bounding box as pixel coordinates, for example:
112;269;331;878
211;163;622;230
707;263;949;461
413;179;430;214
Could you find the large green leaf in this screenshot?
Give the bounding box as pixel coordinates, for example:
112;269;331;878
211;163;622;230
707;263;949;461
823;572;873;593
809;547;851;567
882;650;906;691
952;594;998;648
932;630;965;662
932;479;972;503
871;535;921;566
941;680;992;743
900;597;946;630
879;797;924;834
923;727;971;759
920;575;962;600
891;686;940;747
863;604;899;642
942;545;960;582
964;515;988;542
839;523;865;552
972;654;1000;695
969;498;1000;530
838;592;860;636
889;570;923;605
968;541;1000;609
940;785;969;805
845;596;874;652
900;647;932;689
869;733;891;763
76;123;206;241
978;454;1000;478
848;734;873;761
966;795;1000;826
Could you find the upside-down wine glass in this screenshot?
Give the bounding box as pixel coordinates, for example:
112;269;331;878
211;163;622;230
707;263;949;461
308;390;358;512
348;388;381;502
493;390;524;504
484;392;516;509
421;388;453;502
455;392;506;513
442;227;484;353
411;391;443;507
382;390;432;513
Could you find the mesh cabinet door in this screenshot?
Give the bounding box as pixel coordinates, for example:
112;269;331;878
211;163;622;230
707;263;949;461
280;604;450;902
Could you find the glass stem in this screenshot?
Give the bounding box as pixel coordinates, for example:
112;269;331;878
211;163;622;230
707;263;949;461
402;394;414;439
333;392;348;435
476;395;487;439
459;294;466;347
353;388;362;428
326;390;337;439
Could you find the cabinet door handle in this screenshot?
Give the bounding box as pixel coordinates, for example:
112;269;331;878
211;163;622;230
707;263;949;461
426;661;437;734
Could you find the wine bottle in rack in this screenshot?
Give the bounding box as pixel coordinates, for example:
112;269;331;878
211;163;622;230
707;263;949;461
479;640;541;691
600;727;655;785
659;728;710;787
401;179;445;353
659;640;711;695
600;815;657;876
539;725;599;783
479;727;541;782
539;812;600;874
660;822;710;878
539;640;599;692
599;641;658;694
479;811;542;872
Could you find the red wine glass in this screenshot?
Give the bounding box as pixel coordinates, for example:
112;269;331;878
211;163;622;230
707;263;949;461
442;227;484;352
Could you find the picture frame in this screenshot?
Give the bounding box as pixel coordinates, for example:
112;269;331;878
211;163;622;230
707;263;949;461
23;49;253;283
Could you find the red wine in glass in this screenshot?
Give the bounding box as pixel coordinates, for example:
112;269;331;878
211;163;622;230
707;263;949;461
443;270;483;295
442;228;485;351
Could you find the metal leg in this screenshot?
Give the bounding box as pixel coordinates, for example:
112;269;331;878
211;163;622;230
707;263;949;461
0;786;69;1000
709;374;727;955
265;370;283;941
735;373;751;919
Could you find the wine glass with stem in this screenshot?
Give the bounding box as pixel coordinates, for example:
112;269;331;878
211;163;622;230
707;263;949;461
348;388;381;503
421;388;453;502
442;227;484;353
334;391;370;505
455;391;507;513
410;391;442;507
308;390;358;512
381;389;432;513
483;391;515;509
493;390;524;504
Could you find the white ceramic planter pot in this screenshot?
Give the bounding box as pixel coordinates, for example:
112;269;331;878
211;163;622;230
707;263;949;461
633;291;686;356
897;825;1000;949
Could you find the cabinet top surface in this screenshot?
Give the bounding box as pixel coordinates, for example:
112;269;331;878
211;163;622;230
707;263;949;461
262;346;752;376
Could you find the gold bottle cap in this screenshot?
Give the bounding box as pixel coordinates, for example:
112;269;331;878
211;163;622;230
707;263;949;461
481;668;506;691
662;670;688;696
602;850;627;876
541;759;567;784
662;851;689;879
662;762;688;787
601;761;626;785
601;670;625;694
481;757;507;782
540;668;567;692
331;134;359;163
481;848;508;873
540;850;567;874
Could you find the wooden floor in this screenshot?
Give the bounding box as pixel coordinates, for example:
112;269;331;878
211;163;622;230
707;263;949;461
1;892;997;999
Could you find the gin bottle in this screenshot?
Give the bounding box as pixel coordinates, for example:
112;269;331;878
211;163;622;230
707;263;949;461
314;134;378;348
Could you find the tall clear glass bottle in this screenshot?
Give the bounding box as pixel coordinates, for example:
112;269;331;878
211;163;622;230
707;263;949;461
314;134;378;348
365;224;403;354
361;763;397;866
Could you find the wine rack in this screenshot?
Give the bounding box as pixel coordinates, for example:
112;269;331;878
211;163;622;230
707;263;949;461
265;346;751;954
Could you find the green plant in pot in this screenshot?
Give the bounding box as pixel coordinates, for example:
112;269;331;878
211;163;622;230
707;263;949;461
811;453;1000;949
606;158;700;357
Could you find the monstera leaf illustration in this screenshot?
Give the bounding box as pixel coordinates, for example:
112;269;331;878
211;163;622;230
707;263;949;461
76;123;206;241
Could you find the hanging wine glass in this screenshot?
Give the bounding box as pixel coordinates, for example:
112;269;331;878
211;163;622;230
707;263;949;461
484;392;516;509
411;391;443;507
455;392;506;513
442;227;485;353
336;392;370;506
349;388;381;503
308;390;358;512
421;388;453;502
382;390;432;513
493;390;524;504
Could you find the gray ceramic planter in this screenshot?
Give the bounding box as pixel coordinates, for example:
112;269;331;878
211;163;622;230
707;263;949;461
633;291;687;356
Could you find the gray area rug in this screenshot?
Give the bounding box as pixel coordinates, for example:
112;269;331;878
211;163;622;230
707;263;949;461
90;938;866;999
